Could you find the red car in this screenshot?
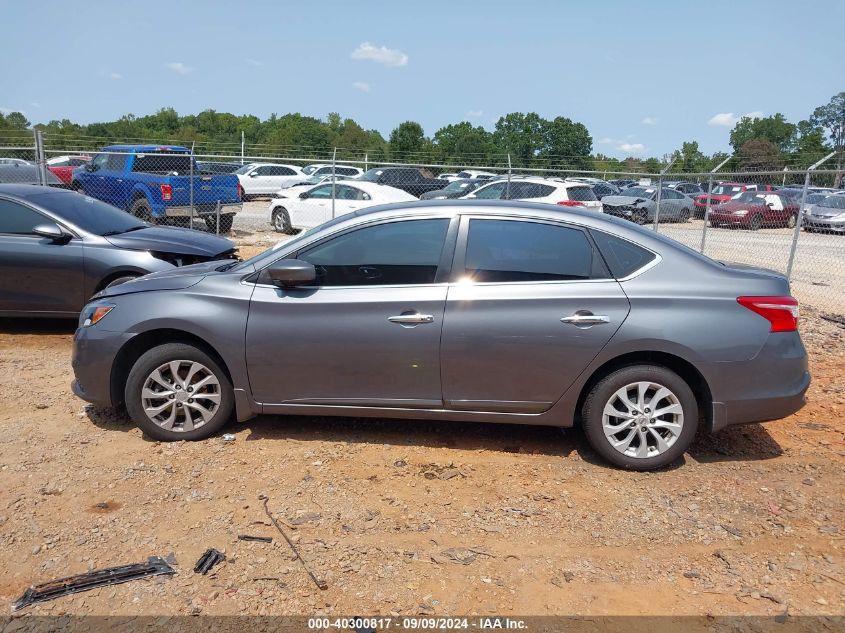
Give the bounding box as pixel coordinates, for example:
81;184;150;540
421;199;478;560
46;155;90;184
693;182;776;218
708;191;799;230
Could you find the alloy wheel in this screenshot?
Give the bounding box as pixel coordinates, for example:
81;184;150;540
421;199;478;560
140;360;222;432
602;381;684;459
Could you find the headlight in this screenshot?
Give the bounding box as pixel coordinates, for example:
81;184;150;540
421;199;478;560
733;209;749;216
80;303;115;328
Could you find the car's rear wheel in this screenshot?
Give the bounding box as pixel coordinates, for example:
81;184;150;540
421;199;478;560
786;214;797;229
679;208;691;222
749;214;763;231
125;343;233;441
130;197;161;225
205;214;234;234
581;365;698;470
272;206;296;234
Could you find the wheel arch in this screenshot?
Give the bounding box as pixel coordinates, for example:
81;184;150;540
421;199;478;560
574;350;713;432
110;328;234;408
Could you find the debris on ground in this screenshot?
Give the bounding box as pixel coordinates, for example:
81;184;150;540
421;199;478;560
193;548;225;575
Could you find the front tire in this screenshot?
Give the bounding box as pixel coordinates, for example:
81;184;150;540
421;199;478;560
679;208;691;222
749;214;763;231
786;214;797;229
581;365;699;470
125;343;234;441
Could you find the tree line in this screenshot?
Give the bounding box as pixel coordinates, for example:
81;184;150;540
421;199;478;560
0;92;841;181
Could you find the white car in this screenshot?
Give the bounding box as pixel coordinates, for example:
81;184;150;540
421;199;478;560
236;162;305;198
301;164;364;179
456;169;496;180
465;177;603;212
269;180;417;233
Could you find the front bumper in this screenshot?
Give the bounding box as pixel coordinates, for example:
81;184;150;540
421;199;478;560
72;326;135;407
165;203;242;218
803;216;845;232
708;213;749;226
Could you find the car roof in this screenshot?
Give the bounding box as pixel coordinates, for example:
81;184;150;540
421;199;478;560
248;162;302;169
101;144;190;153
0;182;69;196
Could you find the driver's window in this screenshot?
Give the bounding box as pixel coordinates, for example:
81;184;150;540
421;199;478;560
307;185;333;199
296;219;450;287
0;200;47;235
473;182;506;199
90;154;109;171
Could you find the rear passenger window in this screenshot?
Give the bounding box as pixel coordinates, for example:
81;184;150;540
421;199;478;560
464;219;608;283
506;182;555;199
590;230;657;278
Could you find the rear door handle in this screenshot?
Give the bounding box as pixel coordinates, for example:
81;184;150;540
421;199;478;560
561;313;610;326
388;314;434;325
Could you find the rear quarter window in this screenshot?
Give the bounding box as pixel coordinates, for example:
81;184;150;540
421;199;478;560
590;230;657;278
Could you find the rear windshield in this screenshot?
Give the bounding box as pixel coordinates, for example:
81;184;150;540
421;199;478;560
132;152;193;174
623;187;655;198
731;191;768;203
566;185;598;202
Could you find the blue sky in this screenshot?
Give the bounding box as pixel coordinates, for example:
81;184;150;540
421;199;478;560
2;0;843;158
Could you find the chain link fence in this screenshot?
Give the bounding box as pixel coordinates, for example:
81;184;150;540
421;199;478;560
0;130;842;314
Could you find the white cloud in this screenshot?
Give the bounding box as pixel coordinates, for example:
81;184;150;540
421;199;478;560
708;111;764;127
30;102;41;108
165;62;195;75
352;81;371;93
618;142;646;154
109;72;123;80
466;109;484;118
350;42;408;67
641;117;657;125
246;58;263;67
598;137;615;145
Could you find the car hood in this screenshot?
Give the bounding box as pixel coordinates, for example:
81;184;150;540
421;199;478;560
95;259;235;299
104;226;235;257
601;195;651;206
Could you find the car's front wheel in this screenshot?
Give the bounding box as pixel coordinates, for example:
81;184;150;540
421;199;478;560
125;343;234;441
581;365;698;470
205;214;234;234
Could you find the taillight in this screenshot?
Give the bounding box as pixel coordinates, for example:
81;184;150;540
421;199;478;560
237;183;243;200
737;296;799;332
160;184;172;201
557;200;583;207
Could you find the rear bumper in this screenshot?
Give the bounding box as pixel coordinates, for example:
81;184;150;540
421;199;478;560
699;331;810;432
166;203;242;218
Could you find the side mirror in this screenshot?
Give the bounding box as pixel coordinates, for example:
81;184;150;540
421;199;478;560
85;163;96;172
32;223;68;242
362;193;371;201
249;172;258;178
299;192;309;199
266;259;316;287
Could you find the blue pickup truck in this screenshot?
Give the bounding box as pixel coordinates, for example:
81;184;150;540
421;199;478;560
71;145;242;233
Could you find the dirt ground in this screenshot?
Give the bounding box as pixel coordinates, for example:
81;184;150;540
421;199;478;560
0;229;843;621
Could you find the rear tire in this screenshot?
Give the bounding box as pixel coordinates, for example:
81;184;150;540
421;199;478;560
679;208;691;222
205;214;234;234
125;343;234;442
130;197;161;225
786;214;797;229
581;364;699;471
272;207;296;234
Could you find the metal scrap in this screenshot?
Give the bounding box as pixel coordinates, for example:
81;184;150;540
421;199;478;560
193;548;225;575
259;494;327;590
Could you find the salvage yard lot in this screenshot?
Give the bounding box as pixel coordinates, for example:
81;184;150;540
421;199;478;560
0;230;843;618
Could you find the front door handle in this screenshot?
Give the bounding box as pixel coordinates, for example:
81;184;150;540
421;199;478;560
561;313;610;326
388;313;434;326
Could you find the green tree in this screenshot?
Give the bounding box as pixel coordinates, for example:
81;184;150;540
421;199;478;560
492;112;545;168
389;121;426;161
738;139;783;172
729;113;796;153
432;122;491;165
810;92;845;186
539;116;592;170
671;140;708;173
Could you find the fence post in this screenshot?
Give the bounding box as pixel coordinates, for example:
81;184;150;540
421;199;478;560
241;131;245;165
506;153;512;199
364;152;368;172
700;155;732;254
786;151;836;279
652;158;676;232
215;200;221;235
34;130;48;186
331;147;337;219
189;142;195;229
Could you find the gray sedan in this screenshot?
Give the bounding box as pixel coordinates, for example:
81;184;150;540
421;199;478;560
72;200;809;470
803;193;845;233
602;186;694;224
0;184;238;316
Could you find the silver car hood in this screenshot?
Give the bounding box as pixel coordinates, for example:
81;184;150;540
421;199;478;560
95;259;232;299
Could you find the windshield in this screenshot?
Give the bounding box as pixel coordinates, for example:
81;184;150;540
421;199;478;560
711;184;743;195
30;192;146;236
358;168;384;182
234;164;256;175
443;179;474;192
302;165;320;175
730;191;767;203
623;187;655;199
820;195;845;210
805;194;828;204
